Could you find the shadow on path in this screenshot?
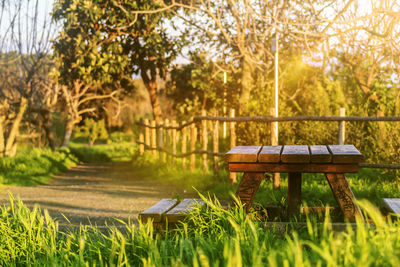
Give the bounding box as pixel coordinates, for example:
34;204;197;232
0;162;191;228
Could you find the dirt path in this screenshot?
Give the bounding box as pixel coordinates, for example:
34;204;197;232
0;162;191;228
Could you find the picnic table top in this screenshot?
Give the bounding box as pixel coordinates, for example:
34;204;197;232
224;145;363;164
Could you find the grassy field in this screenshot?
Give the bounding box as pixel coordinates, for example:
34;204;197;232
0;142;136;187
0;147;79;186
1;194;400;266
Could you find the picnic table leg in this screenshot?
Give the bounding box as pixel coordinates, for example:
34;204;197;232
325;173;364;222
287;172;302;215
236;172;264;212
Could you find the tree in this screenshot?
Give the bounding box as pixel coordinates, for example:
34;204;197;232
52;0;180;123
52;0;132;146
0;0;56;156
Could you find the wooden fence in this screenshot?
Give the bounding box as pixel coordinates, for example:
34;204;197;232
136;108;400;184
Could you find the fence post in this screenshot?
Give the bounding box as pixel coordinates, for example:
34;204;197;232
229;108;236;184
172;120;177;164
338;107;346;145
157;121;164;162
270;108;280;189
181;121;187;170
213;114;219;174
223;106;227;138
201;110;209;174
151;120;157;159
139;119;144;156
190;121;196;173
165;119;170;163
144;119;150;154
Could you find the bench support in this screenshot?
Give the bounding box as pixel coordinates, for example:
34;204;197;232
288;172;302;215
236;172;264;212
325;173;364;222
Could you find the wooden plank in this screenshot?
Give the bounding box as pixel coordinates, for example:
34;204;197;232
224;146;261;163
287;172;302;215
328;145;363;163
325;173;364;222
165;199;205;222
383;198;400;214
236;172;264;212
310;145;332;163
139;199;178;223
258;146;282;163
228;163;359;173
281;145;310;163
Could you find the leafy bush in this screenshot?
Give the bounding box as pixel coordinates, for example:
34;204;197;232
73;118;108;146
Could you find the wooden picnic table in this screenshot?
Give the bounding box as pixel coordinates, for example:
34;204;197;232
225;145;364;222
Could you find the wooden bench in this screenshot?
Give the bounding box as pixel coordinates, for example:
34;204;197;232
383;198;400;214
139;198;205;227
225;144;364;222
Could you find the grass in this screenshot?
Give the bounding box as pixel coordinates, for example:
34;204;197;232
0;142;136;187
132;153;235;199
68;142;136;163
1;194;400;266
0;147;79;186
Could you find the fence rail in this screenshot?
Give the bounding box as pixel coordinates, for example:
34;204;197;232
136;108;400;184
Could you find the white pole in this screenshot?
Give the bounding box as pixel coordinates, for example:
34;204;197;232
274;33;279;143
223;72;227;138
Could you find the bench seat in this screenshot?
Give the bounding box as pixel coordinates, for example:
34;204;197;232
139;198;205;226
383;198;400;214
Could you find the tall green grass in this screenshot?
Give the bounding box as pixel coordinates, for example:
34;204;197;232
1;194;400;266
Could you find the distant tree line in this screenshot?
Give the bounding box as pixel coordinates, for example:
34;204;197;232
0;0;399;163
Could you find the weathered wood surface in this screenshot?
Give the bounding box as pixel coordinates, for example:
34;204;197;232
224;146;261;163
236;172;264;212
229;163;359;173
325;173;363;222
287;172;302;215
383;198;400;214
328;145;363;163
225;145;363;164
310;145;332;163
258;146;282;163
139;199;178;223
281;145;310;163
166;199;205;222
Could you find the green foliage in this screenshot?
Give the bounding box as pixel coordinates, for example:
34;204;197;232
73;118;108;146
0;148;79;186
168;54;240;120
1;194;400;265
68;142;136;163
109;131;133;143
52;0;133;88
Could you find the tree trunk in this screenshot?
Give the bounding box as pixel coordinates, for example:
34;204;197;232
41;109;57;150
141;73;162;122
239;56;254;115
4;97;28;157
0;115;5;157
62;118;75;147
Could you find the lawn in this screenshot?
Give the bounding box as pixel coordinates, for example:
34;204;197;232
1;193;400;266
